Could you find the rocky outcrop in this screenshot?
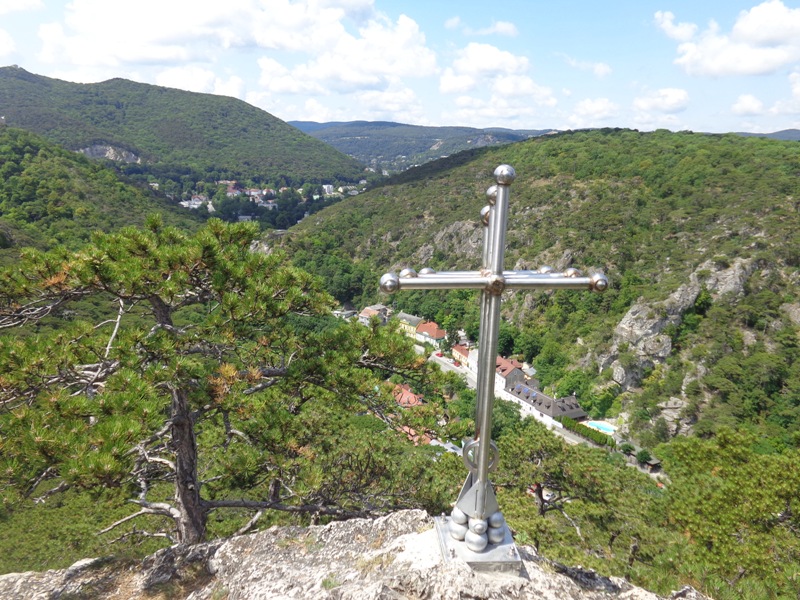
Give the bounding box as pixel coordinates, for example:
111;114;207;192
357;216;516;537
598;258;754;391
0;510;709;600
78;144;141;163
410;220;482;267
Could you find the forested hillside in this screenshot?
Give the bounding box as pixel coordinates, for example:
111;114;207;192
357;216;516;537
286;129;800;449
0;126;202;257
0;66;366;187
291;120;553;172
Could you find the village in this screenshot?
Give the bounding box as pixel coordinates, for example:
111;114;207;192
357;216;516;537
344;303;662;475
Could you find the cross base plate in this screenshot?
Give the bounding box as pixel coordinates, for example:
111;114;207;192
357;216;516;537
433;516;523;575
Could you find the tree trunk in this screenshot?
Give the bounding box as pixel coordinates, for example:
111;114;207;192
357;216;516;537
170;386;206;544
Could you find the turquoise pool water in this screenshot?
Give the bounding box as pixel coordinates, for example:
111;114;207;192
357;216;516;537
585;420;616;435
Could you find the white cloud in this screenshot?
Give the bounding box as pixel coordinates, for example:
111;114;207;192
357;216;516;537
660;2;800;76
0;29;14;58
492;75;556;106
447;93;543;127
440;42;529;94
0;0;42;16
445;16;461;30
633;88;689;113
769;70;800;114
732;94;765;115
559;53;611;78
790;70;800;98
654;11;697;42
450;42;528;79
34;0;387;68
354;85;425;122
448;17;519;37
292;14;437;91
731;0;800;46
472;21;519;37
257;57;324;95
439;68;475;94
153;66;244;98
568;97;619;127
438;42;552;125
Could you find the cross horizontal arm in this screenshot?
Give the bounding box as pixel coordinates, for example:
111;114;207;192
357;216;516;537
379;271;608;293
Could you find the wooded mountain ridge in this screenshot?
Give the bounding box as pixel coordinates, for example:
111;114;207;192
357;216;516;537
294;118;800;173
0;65;366;187
290;119;555;172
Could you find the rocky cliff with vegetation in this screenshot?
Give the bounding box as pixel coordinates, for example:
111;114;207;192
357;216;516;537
286;128;800;449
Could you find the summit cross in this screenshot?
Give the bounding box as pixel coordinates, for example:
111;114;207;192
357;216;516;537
380;164;608;573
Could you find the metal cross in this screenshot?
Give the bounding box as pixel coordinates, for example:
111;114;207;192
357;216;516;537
380;164;608;572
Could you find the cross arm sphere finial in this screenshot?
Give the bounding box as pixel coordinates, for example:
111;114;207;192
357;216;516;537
379;165;608;567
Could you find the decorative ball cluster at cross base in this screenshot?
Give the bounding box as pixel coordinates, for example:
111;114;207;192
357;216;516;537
449;506;507;552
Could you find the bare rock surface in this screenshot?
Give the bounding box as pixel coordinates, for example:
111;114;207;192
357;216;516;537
78;144;141;163
598;258;754;391
0;510;710;600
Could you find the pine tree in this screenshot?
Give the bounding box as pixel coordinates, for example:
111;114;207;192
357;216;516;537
0;218;446;544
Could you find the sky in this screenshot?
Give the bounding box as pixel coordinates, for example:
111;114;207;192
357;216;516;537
2;0;800;133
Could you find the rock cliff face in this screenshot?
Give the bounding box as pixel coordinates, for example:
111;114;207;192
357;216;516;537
0;510;708;600
78;144;141;164
598;258;754;392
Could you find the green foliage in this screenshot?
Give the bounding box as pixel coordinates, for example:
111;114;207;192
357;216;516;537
0;219;454;560
292;120;551;173
0;66;365;187
445;389;522;441
0;127;202;254
661;429;800;598
558;417;616;447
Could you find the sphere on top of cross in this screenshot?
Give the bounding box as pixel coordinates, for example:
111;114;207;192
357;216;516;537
494;164;516;185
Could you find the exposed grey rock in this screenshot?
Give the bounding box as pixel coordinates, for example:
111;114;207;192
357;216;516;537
78;144;141;163
781;302;800;325
598;258;755;391
657;397;689;436
0;510;711;600
410;221;482;267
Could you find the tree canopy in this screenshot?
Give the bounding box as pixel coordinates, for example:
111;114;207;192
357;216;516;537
0;218;453;544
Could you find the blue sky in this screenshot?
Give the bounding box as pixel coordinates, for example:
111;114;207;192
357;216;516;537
2;0;800;132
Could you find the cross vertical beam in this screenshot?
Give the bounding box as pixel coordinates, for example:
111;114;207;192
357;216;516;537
379;165;608;572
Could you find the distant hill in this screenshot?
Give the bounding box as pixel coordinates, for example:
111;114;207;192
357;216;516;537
736;128;800;141
291;119;800;174
0;66;365;185
0;126;202;258
289;120;554;172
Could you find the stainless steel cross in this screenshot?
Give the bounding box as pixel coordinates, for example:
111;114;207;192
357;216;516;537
380;164;608;571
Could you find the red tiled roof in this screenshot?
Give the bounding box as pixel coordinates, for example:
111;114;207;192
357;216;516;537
416;321;446;339
393;383;424;407
496;356;523;377
452;344;469;360
398;425;431;446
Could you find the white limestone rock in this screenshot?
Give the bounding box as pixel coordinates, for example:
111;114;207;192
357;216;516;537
0;510;711;600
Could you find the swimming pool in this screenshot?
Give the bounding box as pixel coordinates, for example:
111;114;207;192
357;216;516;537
585;420;616;435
